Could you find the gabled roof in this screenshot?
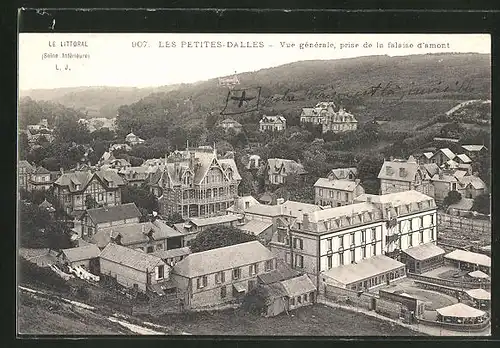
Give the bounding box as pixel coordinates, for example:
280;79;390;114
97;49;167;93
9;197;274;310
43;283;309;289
458;175;486;190
218;158;242;181
432;148;456;160
33;166;51;175
18;160;34;170
54;170;125;192
445;249;491;268
91;220;182;248
462;145;487;152
314;178;361;192
280;274;316;298
402;243;445;261
84;203;142;225
378;160;424;182
38;199;55;211
422;152;434;159
61;244;101;262
100;243;167;272
260;115;286;124
327;167;358;180
423;163;440;177
268;158;307;176
172;241;274;278
227;195;260;213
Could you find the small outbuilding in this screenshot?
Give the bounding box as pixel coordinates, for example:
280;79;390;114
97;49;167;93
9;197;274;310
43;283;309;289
57;244;101;273
464;288;491;309
444;249;491;275
436;303;487;325
400;243;445;274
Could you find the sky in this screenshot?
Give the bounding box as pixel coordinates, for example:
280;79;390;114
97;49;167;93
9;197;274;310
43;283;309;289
18;33;490;90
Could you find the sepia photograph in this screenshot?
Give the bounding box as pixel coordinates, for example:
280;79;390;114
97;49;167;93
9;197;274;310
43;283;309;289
17;32;491;337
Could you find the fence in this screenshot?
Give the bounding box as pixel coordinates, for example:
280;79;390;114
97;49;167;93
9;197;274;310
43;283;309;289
407;272;490;290
438;213;490;236
416;315;490;332
323;284;409;322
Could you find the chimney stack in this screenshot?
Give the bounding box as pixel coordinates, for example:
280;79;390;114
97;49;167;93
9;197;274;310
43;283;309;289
60;168;64;175
473;171;479;177
355;179;360;185
366;195;372;204
302;213;310;230
439;169;444;179
390;156;394;161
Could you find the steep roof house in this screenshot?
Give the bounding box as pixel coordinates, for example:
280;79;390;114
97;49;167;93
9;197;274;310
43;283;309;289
429;148;456;166
327;167;358;181
18;160;35;191
99;243;170;292
170;241;276;309
219;118;243;133
259;115;287;132
147;146;242;219
80;202;142;240
91;219;183;252
378;158;432;196
53;169;127;216
267;158;307;185
314;178;365;207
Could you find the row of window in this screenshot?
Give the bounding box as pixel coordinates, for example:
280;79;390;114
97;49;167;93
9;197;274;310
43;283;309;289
290;292;315;306
326;243;378;269
196;260;275;289
347;267;405;291
317;189;350;201
182;187;235;200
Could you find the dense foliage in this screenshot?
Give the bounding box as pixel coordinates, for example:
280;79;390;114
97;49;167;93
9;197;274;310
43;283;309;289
443;191;462;207
189;226;257;253
121;185;159;217
472;194;490;215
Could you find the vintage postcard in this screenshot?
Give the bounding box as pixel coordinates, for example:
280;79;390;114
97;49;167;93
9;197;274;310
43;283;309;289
17;32;491;336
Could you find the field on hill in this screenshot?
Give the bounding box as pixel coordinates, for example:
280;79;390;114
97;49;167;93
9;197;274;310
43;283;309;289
20;53;490;130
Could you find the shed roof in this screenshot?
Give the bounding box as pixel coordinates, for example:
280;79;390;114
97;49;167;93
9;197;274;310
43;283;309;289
436;303;485;318
402;243;445;261
238;219;273;236
61;244;101;262
456;154;472;164
99;243;166;272
444;249;491;268
322;255;405;285
280;274;316;298
85;203;142;224
172;241;274;278
464;288;490;300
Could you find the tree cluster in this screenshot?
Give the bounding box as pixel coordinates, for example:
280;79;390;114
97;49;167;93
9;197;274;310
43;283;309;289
189;225;257;253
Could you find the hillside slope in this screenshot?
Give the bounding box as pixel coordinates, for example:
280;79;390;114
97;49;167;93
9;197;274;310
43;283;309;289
21;53;490;131
113;53;490;136
20;85;182;119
